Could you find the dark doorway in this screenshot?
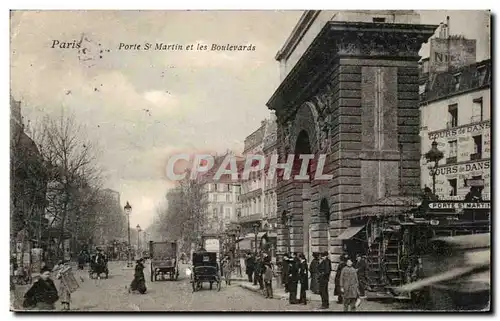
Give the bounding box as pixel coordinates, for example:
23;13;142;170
319;198;330;253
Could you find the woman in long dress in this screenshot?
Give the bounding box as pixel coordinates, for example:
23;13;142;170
129;258;147;294
53;260;74;310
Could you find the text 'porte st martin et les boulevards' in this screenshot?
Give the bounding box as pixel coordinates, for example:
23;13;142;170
118;42;257;51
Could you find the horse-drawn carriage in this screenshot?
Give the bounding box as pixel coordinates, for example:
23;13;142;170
149;241;179;282
189;251;221;292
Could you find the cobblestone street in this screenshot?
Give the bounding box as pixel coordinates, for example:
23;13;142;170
12;261;408;312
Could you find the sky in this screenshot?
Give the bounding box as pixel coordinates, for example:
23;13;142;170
10;10;490;229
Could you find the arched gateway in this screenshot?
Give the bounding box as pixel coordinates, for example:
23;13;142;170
268;11;437;271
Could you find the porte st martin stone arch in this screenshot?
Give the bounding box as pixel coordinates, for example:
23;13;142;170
10;9;490;312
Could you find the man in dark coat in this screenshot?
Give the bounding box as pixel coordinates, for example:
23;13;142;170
254;254;264;290
24;267;59;310
355;254;368;298
309;252;320;294
318;251;332;309
281;254;290;293
334;254;348;304
287;253;299;304
298;253;309;305
245;253;255;283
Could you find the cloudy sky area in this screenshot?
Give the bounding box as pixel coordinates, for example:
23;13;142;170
10;10;490;229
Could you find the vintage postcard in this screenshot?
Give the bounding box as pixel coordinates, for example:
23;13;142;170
10;10;491;312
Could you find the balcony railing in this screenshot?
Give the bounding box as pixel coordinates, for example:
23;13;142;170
446;156;457;164
446;121;458;129
471;115;483;123
470;153;482;161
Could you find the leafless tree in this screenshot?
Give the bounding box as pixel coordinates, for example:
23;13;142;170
31;113;103;257
152;175;208;255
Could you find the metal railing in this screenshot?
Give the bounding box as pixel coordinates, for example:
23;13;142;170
471;115;483;123
446;156;457;164
470;153;482;161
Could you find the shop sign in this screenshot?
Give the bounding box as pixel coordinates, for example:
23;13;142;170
432;160;490;176
428;202;490;210
428;122;489;140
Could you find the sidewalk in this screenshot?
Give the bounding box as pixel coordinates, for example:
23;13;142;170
236;279;338;303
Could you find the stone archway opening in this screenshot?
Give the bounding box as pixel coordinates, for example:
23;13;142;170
293;130;313;261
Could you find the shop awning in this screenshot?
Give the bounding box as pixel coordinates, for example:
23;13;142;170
336;226;365;240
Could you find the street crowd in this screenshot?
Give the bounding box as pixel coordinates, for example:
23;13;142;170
14;247;150;311
244;252;368;311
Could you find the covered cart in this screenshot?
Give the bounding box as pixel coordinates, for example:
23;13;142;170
149;241;179;282
189;251;221;292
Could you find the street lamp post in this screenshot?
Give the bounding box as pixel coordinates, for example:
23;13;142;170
252;222;260;255
136;224;142;258
124;201;132;267
425;140;444;195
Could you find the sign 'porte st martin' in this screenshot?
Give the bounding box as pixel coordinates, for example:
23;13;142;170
428;202;491;210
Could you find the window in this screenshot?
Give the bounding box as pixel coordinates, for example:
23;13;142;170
452;73;461;91
373;17;386;23
448;179;458;196
226;194;231;202
472;135;483;160
472;97;483;123
213;208;218;218
476;66;487;85
447;140;457;164
226;184;231;192
448;104;458;128
214;184;218;192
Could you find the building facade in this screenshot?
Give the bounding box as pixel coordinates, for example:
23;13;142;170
420;59;491;201
267;10;436;269
238;117;278;254
10;96;49;257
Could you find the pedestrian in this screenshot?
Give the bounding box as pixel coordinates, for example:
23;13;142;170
53;260;72;310
287;253;299;304
23;266;59;310
340;259;360;311
298;253;309;305
255;253;264;290
263;262;274;299
129;258;147;294
221;254;233;285
317;251;332;309
334;254;348;303
309;252;320;294
355;254;368;298
77;251;86;270
245;252;255;283
282;253;290;293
